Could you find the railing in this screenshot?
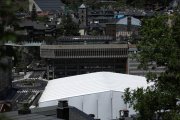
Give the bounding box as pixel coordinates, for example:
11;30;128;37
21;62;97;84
4;41;46;47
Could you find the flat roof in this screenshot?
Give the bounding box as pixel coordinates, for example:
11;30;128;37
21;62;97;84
40;44;128;50
56;36;113;41
39;72;148;103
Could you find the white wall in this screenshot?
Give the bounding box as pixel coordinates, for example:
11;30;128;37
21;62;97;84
79;29;86;36
38;91;135;120
112;91;127;118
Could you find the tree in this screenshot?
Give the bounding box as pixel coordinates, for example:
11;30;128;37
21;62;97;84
0;0;17;60
123;14;180;120
0;0;17;51
58;14;79;36
0;0;17;43
31;4;37;21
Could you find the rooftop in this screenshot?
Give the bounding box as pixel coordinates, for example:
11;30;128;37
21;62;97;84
40;44;128;50
39;72;147;103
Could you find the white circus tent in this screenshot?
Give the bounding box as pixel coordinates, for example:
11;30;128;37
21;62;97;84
39;72;148;120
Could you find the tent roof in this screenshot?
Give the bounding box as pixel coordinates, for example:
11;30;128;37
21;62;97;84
39;72;147;103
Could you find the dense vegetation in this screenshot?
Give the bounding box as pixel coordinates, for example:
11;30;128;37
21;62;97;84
123;13;180;120
0;0;17;59
0;0;22;68
57;14;80;36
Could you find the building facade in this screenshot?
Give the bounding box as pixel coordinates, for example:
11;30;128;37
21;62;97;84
40;36;128;79
106;16;141;41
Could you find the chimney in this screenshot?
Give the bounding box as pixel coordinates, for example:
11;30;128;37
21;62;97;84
57;100;69;120
127;16;131;31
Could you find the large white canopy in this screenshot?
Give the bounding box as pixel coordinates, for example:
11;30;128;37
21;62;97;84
39;72;148;119
39;72;147;103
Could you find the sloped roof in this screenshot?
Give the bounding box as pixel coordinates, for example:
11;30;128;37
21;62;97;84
79;4;86;9
34;0;64;11
116;16;141;26
39;72;147;103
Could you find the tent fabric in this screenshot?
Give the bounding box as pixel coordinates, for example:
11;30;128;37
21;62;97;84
39;72;148;119
39;72;147;103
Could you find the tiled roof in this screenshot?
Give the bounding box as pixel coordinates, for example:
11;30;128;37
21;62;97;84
34;0;64;11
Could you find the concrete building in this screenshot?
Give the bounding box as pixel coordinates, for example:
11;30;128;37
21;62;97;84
106;16;141;41
78;4;115;35
40;36;128;79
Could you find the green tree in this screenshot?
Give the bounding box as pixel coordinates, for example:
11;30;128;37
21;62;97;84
31;4;37;21
125;0;172;9
114;0;126;8
58;14;79;36
0;0;18;68
0;0;17;43
124;14;180;120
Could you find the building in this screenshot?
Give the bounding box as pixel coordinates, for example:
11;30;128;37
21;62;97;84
106;16;141;41
40;36;128;79
78;4;115;35
79;4;88;35
77;4;148;37
38;72;149;120
79;4;88;27
18;20;56;42
88;9;114;26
